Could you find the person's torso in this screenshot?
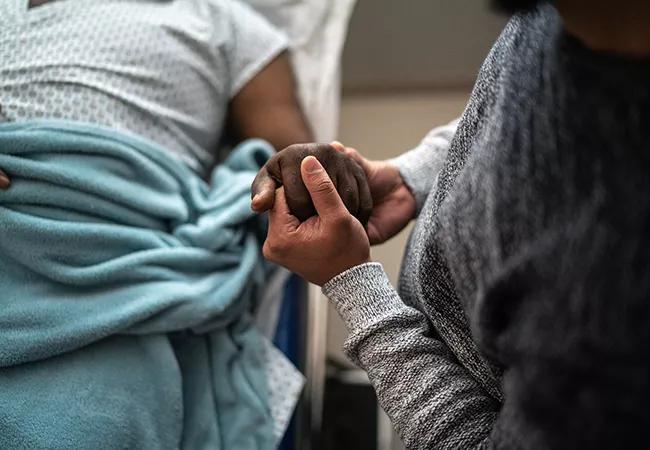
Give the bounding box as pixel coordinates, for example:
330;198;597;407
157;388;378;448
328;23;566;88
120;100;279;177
399;4;650;402
0;0;236;173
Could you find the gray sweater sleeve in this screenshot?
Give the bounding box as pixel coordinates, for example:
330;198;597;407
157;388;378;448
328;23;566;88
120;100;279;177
322;262;499;449
389;119;459;212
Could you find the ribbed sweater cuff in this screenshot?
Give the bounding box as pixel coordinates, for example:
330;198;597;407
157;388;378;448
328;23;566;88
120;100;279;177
389;149;435;212
388;119;458;213
322;262;405;333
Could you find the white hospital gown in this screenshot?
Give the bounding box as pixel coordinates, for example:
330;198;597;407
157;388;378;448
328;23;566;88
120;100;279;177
0;0;303;443
0;0;287;173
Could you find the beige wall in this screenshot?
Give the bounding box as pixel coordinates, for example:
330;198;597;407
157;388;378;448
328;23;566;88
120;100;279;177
342;0;505;91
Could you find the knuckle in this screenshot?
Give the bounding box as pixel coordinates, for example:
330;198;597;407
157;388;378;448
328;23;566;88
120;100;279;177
316;143;333;154
272;239;288;254
263;238;285;259
262;241;274;260
331;213;352;230
284;144;309;161
283;144;302;154
251;169;265;187
264;154;279;168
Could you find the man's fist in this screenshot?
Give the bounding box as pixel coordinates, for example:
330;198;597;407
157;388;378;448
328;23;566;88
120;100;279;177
251;143;372;226
264;157;370;286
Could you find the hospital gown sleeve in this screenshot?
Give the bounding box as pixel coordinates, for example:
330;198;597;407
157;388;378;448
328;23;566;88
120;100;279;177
222;0;290;98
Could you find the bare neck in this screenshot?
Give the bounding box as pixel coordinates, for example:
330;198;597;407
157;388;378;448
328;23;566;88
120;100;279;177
556;0;650;58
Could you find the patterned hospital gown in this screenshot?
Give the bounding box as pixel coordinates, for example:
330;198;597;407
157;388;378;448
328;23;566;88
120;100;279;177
0;0;303;443
0;0;287;172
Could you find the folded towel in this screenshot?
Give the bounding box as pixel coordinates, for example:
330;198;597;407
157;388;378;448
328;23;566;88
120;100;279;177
0;120;275;449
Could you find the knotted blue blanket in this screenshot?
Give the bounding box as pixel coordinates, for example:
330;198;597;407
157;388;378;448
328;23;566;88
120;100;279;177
0;120;275;449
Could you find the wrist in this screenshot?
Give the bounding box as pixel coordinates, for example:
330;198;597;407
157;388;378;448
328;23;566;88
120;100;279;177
322;262;403;333
388;153;432;213
387;161;417;214
330;256;372;284
318;251;371;286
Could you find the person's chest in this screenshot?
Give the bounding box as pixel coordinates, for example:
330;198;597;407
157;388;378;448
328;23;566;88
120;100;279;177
0;0;232;164
397;7;566;400
401;5;650;391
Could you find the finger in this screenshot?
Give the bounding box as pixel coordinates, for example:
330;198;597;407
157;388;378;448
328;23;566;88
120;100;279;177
330;141;346;153
344;147;372;174
354;166;373;227
367;222;384;246
339;173;359;217
270;186;291;216
268;187;299;230
282;159;314;222
300;156;346;219
251;167;278;212
0;169;10;189
265;187;300;262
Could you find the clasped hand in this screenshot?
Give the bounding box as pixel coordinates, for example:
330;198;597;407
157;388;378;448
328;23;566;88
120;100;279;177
0;141;416;286
252;143;416;286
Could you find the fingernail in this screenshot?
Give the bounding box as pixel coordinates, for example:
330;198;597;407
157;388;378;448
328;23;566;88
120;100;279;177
252;193;261;204
303;156;322;174
0;174;10;187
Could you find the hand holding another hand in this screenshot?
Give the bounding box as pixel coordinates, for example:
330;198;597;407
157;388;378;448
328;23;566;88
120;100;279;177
251;143;372;226
330;143;416;245
258;141;417;284
263;156;370;286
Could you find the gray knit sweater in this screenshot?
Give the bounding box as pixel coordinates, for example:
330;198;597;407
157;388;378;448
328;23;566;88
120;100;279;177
323;5;650;449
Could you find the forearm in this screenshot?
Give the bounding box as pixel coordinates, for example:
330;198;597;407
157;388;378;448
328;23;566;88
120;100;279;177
390;119;459;212
323;263;499;449
228;52;313;150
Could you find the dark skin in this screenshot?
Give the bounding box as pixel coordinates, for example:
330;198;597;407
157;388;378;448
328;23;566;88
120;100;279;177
252;143;372;225
0;15;371;221
225;52;313;152
249;0;650;225
227;53;371;223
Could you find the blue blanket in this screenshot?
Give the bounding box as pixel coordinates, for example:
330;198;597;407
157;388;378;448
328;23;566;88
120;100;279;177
0;120;275;449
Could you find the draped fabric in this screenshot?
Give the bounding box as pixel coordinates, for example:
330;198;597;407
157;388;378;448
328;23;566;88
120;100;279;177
0;120;275;449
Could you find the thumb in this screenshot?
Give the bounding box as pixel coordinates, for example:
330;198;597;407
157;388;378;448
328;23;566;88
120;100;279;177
300;156;345;219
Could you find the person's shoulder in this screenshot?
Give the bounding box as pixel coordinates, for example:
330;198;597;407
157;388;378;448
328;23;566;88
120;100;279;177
493;4;561;58
473;3;560;100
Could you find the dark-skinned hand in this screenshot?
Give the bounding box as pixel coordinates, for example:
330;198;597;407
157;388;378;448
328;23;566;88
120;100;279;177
251;143;372;226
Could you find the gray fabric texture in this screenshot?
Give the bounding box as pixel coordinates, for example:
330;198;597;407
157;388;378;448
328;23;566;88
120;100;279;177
324;4;650;449
390;119;458;212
